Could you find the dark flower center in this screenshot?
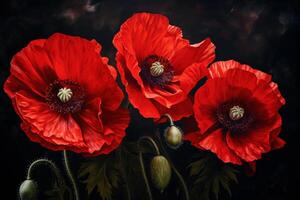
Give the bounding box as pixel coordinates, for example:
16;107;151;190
46;80;85;114
140;55;174;88
216;101;254;134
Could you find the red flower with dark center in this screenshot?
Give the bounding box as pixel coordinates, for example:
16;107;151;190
113;13;215;121
4;33;130;156
185;60;286;165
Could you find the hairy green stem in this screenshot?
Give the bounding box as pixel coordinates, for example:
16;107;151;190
63;150;80;200
137;136;160;200
27;158;64;186
157;114;174;126
26;158;66;200
156;130;190;200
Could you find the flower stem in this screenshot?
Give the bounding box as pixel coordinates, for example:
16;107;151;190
137;136;161;200
63;150;80;200
156;128;190;200
157;114;174;126
138;136;160;155
27;158;64;185
26;158;65;200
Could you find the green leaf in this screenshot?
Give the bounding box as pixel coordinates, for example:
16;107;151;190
220;178;232;197
119;141;154;199
212;177;220;200
78;154;120;200
42;178;71;200
78;139;153;200
187;153;239;200
188;159;206;176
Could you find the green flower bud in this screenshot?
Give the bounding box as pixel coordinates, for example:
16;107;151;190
164;125;183;149
150;155;172;193
19;179;38;200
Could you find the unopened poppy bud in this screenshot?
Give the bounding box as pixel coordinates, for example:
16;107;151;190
150;155;172;193
164;125;183;149
19;179;38;200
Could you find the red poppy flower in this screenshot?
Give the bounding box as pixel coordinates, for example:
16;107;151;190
4;33;130;156
185;60;286;165
113;13;215;121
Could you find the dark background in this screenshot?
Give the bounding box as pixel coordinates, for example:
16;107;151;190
0;0;298;199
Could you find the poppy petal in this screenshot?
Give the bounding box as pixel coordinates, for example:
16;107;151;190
4;33;128;155
179;62;208;94
188;60;285;165
113;12;185;61
143;82;185;108
251;80;285;119
76;98;105;154
4;75;24;99
9;39;57;97
116;53;160;118
226;115;282;162
21;122;85;153
45;33;118;100
153;97;194;121
193;78;230;133
98;108;130;155
118;47;186;108
269;115;286;150
270;127;286;150
171;38;215;74
209;60;272;82
197;129;242;165
15;91;84;146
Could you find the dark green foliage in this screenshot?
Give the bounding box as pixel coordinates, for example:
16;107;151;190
78;154;120;200
187;154;239;200
78;141;153;200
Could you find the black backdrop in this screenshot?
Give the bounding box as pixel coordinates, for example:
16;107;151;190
0;0;298;199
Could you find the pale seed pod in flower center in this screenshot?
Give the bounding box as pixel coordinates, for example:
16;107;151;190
229;105;244;120
150;61;165;77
